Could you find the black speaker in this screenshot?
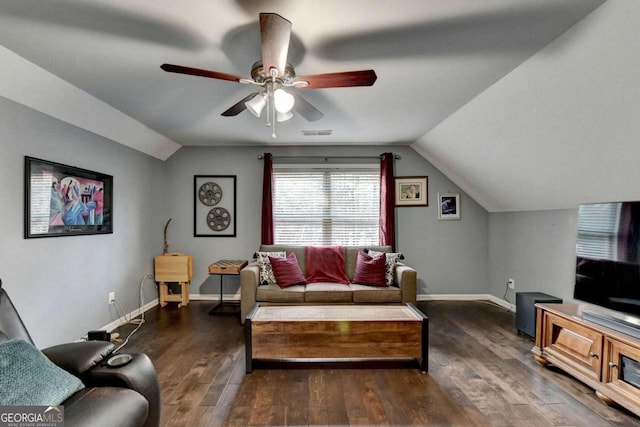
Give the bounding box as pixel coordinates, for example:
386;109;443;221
516;292;562;338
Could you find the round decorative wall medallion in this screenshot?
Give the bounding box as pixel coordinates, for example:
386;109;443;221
198;182;222;206
206;207;231;231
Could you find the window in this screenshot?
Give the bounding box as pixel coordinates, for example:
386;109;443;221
577;203;620;260
273;166;380;245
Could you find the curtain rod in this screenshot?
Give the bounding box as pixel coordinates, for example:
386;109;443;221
257;154;401;160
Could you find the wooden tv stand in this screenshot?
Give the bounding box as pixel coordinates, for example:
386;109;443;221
533;303;640;416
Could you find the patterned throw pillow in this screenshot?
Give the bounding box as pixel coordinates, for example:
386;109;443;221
366;249;404;286
255;251;286;285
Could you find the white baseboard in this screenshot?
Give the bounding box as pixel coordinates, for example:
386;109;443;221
98;293;514;334
100;294;239;332
101;299;159;333
195;293;515;310
418;293;515;312
190;293;240;301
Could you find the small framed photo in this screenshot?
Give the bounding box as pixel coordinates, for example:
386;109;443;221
437;193;460;220
395;176;428;207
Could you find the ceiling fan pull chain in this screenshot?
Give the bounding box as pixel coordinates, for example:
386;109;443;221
265;92;271;127
271;94;277;139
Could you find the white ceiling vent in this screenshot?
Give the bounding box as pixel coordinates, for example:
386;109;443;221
302;130;333;136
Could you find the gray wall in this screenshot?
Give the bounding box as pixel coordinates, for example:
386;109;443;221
3;92;554;349
163;145;489;298
488;209;579;306
0;98;166;347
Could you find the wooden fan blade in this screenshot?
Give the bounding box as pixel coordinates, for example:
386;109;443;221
259;13;291;77
292;94;324;122
295;70;377;89
161;63;246;83
221;93;260;116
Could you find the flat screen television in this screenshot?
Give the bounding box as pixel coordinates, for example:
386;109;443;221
574;201;640;316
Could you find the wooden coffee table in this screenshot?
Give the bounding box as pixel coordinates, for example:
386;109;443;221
245;304;428;373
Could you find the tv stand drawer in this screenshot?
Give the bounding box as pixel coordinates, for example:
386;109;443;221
542;311;603;382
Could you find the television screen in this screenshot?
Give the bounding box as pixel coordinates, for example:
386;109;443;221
575;201;640;316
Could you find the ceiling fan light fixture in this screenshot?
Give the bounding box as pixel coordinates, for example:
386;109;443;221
273;88;295;113
276;110;293;122
245;93;266;117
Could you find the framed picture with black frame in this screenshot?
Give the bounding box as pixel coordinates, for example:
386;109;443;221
395;176;428;206
24;156;113;238
194;175;237;237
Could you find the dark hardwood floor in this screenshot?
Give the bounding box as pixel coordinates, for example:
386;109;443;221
114;300;640;426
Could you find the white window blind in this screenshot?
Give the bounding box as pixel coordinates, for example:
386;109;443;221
576;203;620;260
273;166;380;245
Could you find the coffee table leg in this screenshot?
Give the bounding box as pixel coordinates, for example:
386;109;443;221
420;316;429;373
245;316;253;373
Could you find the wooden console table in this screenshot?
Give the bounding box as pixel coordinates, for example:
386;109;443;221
208;259;247;315
533;303;640;416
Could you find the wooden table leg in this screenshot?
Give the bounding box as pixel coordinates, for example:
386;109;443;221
178;281;190;308
159;282;168;307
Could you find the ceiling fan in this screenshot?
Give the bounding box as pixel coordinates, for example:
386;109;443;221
161;13;377;138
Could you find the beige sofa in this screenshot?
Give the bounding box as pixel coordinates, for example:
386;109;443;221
239;244;417;323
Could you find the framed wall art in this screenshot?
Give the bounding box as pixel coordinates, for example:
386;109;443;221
194;175;236;237
395;176;428;207
437;193;461;220
24;156;113;238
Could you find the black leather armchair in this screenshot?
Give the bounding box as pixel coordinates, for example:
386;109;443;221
0;280;160;427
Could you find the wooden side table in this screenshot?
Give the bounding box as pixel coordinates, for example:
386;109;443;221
154;253;193;308
208;259;248;315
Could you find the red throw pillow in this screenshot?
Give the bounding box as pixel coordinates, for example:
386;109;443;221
352;250;387;287
269;253;307;288
305;246;350;284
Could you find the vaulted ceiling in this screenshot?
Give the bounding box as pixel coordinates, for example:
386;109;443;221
2;0;639;212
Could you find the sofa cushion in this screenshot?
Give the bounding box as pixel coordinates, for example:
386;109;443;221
269;253;307;288
256;251;286;285
0;339;85;406
256;284;306;303
366;249;404;286
352;251;387;287
304;283;353;303
305;246;349;284
350;284;402;303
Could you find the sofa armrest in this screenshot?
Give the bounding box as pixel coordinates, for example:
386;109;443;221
395;264;417;305
42;341;115;376
240;262;260;325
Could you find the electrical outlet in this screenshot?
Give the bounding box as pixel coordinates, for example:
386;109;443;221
108;292;115;304
507;279;515;290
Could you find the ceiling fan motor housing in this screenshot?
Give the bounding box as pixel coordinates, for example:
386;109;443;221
250;60;296;85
